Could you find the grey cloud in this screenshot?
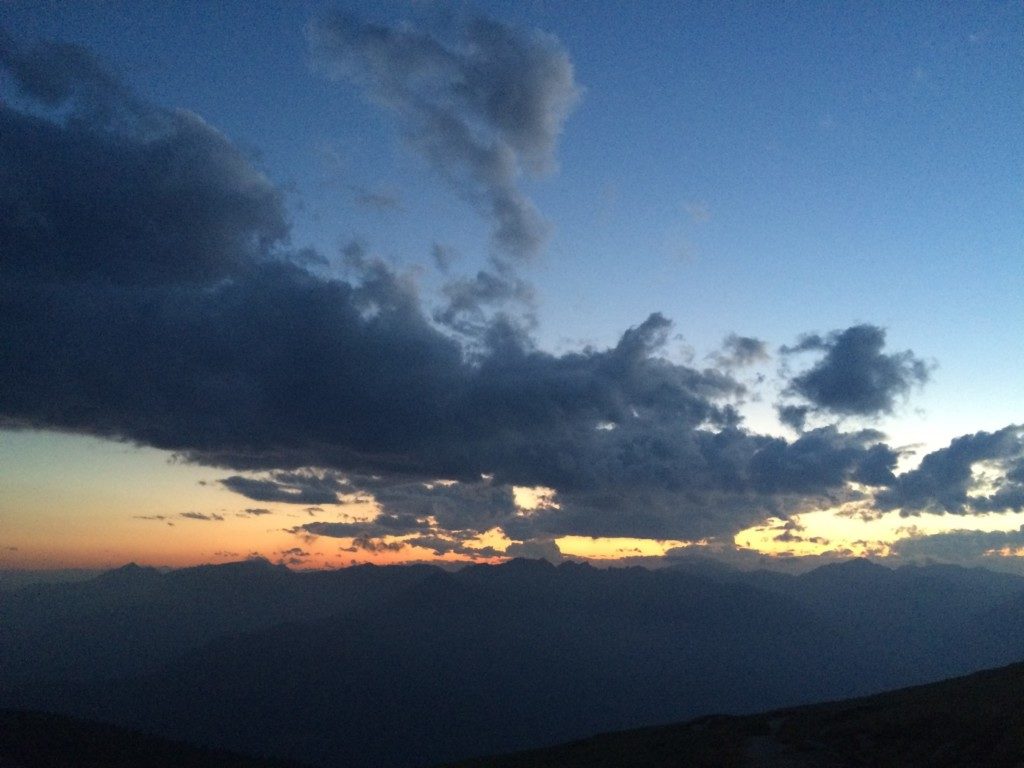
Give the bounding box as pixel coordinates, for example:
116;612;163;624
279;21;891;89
876;425;1024;515
343;536;406;553
714;334;769;368
434;267;534;335
239;507;273;517
297;513;432;539
504;539;562;563
356;478;518;533
352;187;402;211
502;426;897;541
403;535;502;559
309;12;580;261
180;511;225;522
890;525;1024;563
781;325;930;417
0;32;916;545
278;546;310;566
777;404;810;431
0;38;286;287
431;243;458;272
0;30;141;127
220;473;346;505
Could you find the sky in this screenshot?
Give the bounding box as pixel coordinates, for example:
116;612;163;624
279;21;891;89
1;0;1022;573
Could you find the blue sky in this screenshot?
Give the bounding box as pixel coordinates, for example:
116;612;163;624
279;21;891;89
1;1;1022;570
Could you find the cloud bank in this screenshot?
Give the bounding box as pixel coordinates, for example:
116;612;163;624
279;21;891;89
1;25;1021;560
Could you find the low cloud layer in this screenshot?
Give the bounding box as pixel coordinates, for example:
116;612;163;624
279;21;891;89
2;27;1021;561
877;426;1024;515
891;525;1024;563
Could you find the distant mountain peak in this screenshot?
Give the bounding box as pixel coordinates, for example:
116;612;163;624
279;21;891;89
804;557;892;581
500;557;557;571
95;562;159;582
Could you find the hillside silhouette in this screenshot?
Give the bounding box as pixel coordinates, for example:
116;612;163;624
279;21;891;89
0;709;309;768
439;659;1024;767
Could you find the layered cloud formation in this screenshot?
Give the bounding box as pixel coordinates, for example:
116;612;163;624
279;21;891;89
2;22;1022;560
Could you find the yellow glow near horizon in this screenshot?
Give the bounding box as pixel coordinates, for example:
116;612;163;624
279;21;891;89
6;430;1024;572
734;503;1024;559
555;535;699;559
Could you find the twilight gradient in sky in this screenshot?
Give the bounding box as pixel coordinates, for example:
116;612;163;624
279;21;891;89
1;1;1022;572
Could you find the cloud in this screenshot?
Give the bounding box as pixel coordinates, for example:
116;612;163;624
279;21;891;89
890;525;1024;563
432;271;535;340
308;11;580;261
220;472;346;505
402;535;502;559
431;243;458;272
0;30;140;126
777;404;810;432
504;538;562;563
297;512;433;539
781;325;931;417
352;187;402;211
277;546;310;566
876;425;1024;515
238;507;273;517
343;536;405;553
0;38;286;287
180;511;225;522
0;30;957;547
713;334;769;368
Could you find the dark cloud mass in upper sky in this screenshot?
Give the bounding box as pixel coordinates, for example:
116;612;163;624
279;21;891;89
1;24;1022;547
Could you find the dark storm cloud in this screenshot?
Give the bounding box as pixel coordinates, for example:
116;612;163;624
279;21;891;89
0;37;286;287
0;30;927;544
308;11;580;261
876;425;1024;515
498;426;899;541
369;479;518;532
781;325;930;417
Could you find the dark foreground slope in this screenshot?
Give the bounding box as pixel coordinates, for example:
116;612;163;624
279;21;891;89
0;710;309;768
442;660;1024;768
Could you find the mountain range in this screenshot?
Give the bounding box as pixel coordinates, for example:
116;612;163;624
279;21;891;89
3;557;1024;767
